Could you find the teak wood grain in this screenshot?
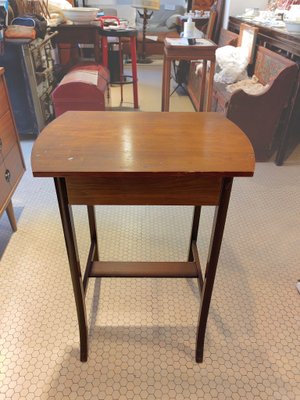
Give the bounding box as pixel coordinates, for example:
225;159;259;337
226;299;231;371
0;75;9;118
31;111;255;178
31;109;255;363
0;111;17;159
66;175;222;205
90;261;199;278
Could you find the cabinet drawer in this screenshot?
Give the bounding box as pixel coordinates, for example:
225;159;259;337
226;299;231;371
0;111;17;159
3;144;25;192
0;77;9;119
0;161;12;213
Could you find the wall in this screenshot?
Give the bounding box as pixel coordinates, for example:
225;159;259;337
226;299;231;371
84;0;186;23
223;0;269;28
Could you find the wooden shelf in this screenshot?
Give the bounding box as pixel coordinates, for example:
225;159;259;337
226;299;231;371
90;261;198;278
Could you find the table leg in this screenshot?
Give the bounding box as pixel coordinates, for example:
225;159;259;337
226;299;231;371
83;206;99;293
6;200;17;232
195;177;233;363
94;30;101;64
130;36;139;109
119;38;124;104
54;178;88;362
188;206;201;261
87;205;99;261
161;55;171;111
101;36;109;68
205;60;215;112
198;60;207;112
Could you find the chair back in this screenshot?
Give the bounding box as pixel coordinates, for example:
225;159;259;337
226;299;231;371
218;28;238;47
206;10;216;39
237;23;258;64
192;0;215;11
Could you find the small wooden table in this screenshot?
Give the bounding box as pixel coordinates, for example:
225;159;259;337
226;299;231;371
161;38;217;112
31;111;254;363
54;23;101;65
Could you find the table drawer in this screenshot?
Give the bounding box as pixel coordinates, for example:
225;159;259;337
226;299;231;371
66;175;222;206
0;111;17;159
0;160;12;213
3;144;25;192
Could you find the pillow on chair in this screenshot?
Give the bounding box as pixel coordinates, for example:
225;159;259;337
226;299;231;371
165;14;181;29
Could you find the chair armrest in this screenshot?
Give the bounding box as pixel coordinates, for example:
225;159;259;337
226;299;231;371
226;65;298;161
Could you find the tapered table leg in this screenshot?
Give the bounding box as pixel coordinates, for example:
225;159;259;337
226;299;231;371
87;205;99;261
196;177;233;363
6;200;17;232
54;178;88;362
188;206;201;262
161;54;171;111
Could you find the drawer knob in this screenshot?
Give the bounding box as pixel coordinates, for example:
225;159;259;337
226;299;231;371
5;169;11;183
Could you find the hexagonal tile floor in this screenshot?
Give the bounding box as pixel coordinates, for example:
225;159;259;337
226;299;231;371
0;64;299;400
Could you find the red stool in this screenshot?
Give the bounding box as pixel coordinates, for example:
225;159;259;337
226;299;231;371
99;27;139;109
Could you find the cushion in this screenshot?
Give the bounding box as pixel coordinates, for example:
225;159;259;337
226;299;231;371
165;14;181;29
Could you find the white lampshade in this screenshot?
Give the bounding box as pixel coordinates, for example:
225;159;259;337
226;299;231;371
132;0;160;10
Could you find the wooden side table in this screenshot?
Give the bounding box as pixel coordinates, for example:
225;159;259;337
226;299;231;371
161;38;217;112
31;111;254;363
54;23;101;65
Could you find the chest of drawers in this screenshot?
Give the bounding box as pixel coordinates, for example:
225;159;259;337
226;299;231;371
0;67;25;231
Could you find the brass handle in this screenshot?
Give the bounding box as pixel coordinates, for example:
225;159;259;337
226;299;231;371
5;169;11;183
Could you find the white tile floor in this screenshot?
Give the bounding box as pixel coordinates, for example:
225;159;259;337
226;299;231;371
0;61;300;400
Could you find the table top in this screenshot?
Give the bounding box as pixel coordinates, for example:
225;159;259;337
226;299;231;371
31;111;255;178
55;23;137;36
55;22;99;30
229;16;300;41
165;37;216;49
98;27;137;37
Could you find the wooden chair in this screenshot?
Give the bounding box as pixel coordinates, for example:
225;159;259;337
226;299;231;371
205;10;217;40
187;27;238;109
237;23;258;64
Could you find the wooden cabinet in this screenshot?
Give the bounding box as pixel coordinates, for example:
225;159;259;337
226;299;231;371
0;34;57;135
0;67;25;231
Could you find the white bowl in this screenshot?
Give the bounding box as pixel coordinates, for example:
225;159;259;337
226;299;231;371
62;7;99;24
285;20;300;33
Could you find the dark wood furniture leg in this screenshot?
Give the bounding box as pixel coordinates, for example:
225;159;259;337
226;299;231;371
6;200;17;232
196;177;233;362
130;36;139;109
83;205;100;292
188;206;201;262
54;178;88;362
198;61;207;112
161;55;171;111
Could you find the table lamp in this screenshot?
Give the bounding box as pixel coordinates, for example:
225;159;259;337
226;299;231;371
132;0;160;63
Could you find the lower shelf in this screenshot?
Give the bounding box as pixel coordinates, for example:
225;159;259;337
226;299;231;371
90;261;198;278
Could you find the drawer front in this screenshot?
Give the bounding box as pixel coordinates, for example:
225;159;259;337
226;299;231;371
0;111;18;159
3;144;25;193
0;160;12;213
66;175;222;206
0;77;9;119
